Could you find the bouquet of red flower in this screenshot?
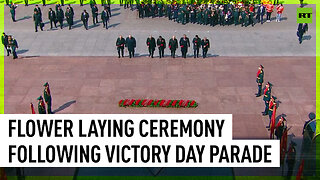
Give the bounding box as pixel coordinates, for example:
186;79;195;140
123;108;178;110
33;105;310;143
119;99;198;108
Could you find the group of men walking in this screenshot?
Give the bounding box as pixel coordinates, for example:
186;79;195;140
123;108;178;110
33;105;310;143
135;2;284;27
1;32;18;59
116;34;210;59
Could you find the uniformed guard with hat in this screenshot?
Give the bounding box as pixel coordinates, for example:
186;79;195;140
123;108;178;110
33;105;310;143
43;82;52;114
268;96;277;127
256;65;264;97
262;82;272;116
37;96;46;114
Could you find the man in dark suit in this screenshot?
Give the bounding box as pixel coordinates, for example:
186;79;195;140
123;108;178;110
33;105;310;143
126;35;136;58
92;4;99;25
146;35;156;58
2;33;11;56
101;8;110;29
201;37;210;58
192;35;201;58
157;36;166;58
48;8;57;29
169;36;178;58
179;34;190;58
81;10;90;30
256;4;265;24
56;6;64;29
116;35;126;58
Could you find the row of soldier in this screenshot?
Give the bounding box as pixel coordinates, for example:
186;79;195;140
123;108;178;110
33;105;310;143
116;34;210;59
255;64;297;177
135;3;284;26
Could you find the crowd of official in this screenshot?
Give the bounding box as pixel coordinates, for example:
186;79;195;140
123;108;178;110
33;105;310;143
116;34;210;59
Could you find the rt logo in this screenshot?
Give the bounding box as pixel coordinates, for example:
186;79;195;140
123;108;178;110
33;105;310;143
297;8;312;23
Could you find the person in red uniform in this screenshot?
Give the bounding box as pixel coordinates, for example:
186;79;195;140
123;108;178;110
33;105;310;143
276;4;284;22
266;3;274;22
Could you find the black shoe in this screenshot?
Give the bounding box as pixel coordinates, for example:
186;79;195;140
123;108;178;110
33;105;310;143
118;56;120;58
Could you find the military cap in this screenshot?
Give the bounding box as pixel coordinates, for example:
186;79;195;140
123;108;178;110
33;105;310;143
267;82;273;87
259;64;264;69
272;96;277;100
43;82;49;86
37;96;43;100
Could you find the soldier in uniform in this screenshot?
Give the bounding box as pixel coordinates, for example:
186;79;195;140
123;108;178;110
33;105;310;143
179;34;190;58
33;10;43;32
268;96;277;128
157;36;166;58
37;96;46;114
48;8;57;29
262;82;272;116
286;141;296;177
81;10;90;30
101;8;110;29
43;82;52;114
125;35;136;58
2;33;11;56
256;65;264;97
7;35;18;59
169;36;178;58
92;4;99;25
201;37;210;58
56;6;64;29
275;116;286;140
65;7;74;30
146;35;156;58
192;35;201;58
116;35;125;58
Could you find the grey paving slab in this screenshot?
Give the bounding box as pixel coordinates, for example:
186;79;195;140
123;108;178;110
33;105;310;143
3;4;316;57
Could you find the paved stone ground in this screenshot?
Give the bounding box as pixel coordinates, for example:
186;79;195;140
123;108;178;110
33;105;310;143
3;4;316;56
4;55;316;176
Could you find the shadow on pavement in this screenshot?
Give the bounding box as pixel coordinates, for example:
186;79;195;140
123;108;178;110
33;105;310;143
16;16;32;22
16;49;29;55
109;22;120;28
53;100;76;114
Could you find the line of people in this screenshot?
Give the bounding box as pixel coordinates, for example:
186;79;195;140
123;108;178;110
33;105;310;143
116;34;210;59
135;2;284;27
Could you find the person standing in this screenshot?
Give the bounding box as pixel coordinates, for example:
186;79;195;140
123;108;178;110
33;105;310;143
201;37;210;58
268;96;277;128
10;4;17;22
43;82;52;114
126;35;136;58
65;7;73;30
276;4;284;22
34;5;42;20
297;23;303;44
7;35;18;59
81;10;90;30
146;35;156;58
169;36;178;58
262;82;272;116
256;4;265;24
192;35;201;58
33;10;43;32
2;33;11;56
266;3;274;23
275;116;286;140
286;141;296;177
56;6;64;29
48;8;57;29
42;0;46;6
92;4;99;25
256;65;264;97
157;36;166;58
68;4;74;26
179;34;190;58
116;35;125;58
101;8;109;29
37;96;46;114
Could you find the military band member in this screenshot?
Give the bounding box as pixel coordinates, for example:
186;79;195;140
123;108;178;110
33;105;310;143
146;35;156;58
48;8;57;29
169;36;178;58
201;37;210;58
65;7;74;30
256;65;264;97
2;33;11;56
37;96;46;114
101;8;110;29
92;4;99;25
157;36;166;58
43;82;52;114
33;11;43;32
8;35;18;59
192;35;201;58
179;34;190;58
262;82;272;116
81;10;90;30
116;35;125;58
56;6;64;29
126;35;136;58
